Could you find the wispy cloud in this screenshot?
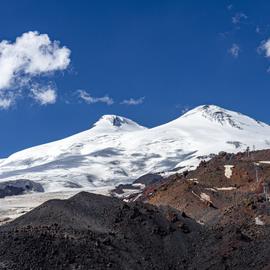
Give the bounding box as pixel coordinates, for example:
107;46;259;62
77;90;114;105
30;84;57;105
0;31;71;108
228;43;240;58
0;96;14;109
232;13;247;24
121;97;145;105
227;4;233;11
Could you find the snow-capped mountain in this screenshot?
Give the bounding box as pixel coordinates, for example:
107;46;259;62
1;105;270;193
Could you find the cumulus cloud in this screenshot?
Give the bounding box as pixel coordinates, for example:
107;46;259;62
232;13;247;24
0;31;70;89
0;31;71;108
229;43;240;58
121;97;145;105
77;90;114;105
30;84;57;105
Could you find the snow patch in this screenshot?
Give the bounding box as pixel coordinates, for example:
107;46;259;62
187;178;199;183
258;161;270;164
192;190;213;204
216;187;236;191
224;165;234;179
205;188;218;192
200;192;212;203
255;216;265;226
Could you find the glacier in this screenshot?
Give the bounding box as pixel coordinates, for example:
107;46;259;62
0;104;270;193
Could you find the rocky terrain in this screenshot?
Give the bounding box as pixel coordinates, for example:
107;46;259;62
142;149;270;224
135;149;270;269
1;149;270;269
0;192;200;270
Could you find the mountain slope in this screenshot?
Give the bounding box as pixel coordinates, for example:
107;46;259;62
0;192;200;270
0;105;270;193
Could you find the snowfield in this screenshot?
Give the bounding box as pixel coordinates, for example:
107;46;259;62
0;104;270;193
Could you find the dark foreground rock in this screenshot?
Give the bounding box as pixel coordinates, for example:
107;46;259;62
2;180;270;269
0;192;200;270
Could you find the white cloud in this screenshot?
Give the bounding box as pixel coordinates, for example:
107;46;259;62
229;43;240;58
0;97;13;109
0;91;18;110
258;39;270;72
121;97;145;105
232;13;247;24
0;31;71;107
31;84;57;105
77;90;114;105
259;39;270;57
0;31;70;90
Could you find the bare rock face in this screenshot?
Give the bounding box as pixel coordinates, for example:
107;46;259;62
0;179;44;198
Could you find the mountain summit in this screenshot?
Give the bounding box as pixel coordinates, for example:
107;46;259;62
93;115;146;131
0;105;270;193
181;105;267;129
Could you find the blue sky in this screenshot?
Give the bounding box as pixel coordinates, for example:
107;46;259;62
1;0;270;157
